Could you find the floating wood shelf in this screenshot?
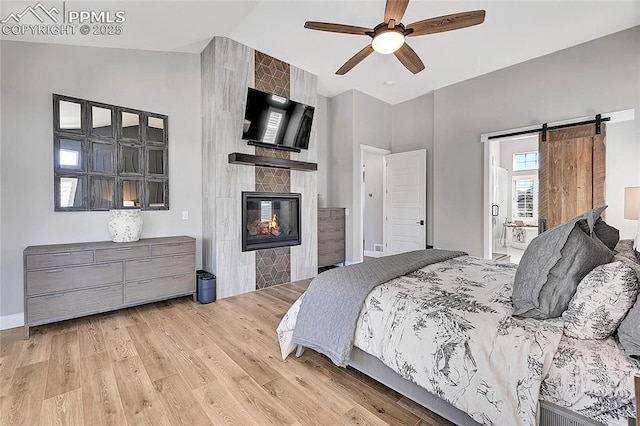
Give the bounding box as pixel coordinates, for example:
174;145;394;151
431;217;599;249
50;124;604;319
228;153;318;172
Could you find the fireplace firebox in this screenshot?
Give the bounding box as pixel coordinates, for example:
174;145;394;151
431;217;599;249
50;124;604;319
242;192;301;251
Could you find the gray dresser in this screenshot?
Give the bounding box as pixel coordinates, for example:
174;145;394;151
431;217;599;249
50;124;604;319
318;208;346;268
23;236;195;338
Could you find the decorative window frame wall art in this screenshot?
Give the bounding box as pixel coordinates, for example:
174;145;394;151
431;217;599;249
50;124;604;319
53;94;169;211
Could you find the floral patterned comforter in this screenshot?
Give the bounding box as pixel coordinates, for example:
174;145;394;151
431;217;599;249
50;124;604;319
540;336;639;426
278;256;565;425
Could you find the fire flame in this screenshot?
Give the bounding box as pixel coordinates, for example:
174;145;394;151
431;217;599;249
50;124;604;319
259;213;280;235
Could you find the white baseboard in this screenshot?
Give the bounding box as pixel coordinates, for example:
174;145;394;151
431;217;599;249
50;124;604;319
0;313;24;330
364;250;383;258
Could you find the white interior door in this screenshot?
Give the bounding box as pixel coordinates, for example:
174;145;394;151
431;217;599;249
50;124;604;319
383;149;427;254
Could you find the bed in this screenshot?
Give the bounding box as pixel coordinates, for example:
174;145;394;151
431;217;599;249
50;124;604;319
277;249;640;426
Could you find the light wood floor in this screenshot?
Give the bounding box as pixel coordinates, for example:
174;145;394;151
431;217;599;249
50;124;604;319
0;280;452;426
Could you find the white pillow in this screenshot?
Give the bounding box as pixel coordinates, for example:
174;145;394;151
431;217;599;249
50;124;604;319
562;261;639;340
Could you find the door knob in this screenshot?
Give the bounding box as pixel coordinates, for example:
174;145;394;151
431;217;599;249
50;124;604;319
416;220;424;225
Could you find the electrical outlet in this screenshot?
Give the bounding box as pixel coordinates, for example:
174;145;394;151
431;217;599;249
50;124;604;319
181;211;189;220
345;208;350;216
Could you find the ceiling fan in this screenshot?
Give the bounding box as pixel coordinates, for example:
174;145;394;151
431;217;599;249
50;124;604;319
304;0;485;75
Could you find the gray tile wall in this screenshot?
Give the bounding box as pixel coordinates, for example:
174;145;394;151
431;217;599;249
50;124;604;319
201;37;256;299
201;39;318;297
290;66;319;282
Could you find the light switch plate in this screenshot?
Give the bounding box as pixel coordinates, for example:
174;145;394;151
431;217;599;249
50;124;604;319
181;211;189;220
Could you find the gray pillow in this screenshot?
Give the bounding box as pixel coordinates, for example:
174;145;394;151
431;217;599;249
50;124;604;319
615;239;640;282
618;303;640;360
512;206;614;319
577;217;620;251
616;239;640;360
594;218;620;250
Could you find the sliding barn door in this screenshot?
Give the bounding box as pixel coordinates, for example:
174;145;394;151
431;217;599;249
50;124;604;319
538;124;606;231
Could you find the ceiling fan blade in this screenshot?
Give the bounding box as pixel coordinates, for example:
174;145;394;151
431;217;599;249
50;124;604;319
406;10;486;37
393;42;425;74
336;44;375;75
384;0;410;24
304;21;373;36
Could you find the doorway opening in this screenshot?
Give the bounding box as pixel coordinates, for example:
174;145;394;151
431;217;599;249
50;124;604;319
489;136;539;264
360;145;390;261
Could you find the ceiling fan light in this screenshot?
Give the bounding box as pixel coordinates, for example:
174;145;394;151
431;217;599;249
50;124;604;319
372;30;405;54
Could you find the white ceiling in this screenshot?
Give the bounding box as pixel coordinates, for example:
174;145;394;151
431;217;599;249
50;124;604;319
2;1;639;104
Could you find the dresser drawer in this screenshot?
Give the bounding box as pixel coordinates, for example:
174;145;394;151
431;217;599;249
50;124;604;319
319;250;345;267
318;228;344;240
150;241;195;257
27;263;123;296
318;219;345;233
125;253;195;281
95;245;150;262
26;250;94;270
27;284;123;324
318;209;345;219
125;273;194;304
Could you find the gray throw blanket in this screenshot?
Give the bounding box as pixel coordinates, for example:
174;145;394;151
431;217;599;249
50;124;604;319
292;249;466;366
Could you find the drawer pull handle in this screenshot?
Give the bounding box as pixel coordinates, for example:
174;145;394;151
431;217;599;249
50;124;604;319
138;279;153;284
93;285;114;291
45;293;65;299
116;247;132;251
172;274;186;279
138;259;152;263
173;255;185;259
94;263;111;268
45;269;64;274
53;252;72;256
167;243;181;247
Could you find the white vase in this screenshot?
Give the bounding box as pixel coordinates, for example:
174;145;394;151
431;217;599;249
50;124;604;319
108;209;143;243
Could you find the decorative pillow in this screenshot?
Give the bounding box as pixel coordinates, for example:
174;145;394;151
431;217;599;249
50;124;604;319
562;261;639;339
615;239;640;280
615;240;640;359
577;217;620;251
512;206;614;319
618;302;640;360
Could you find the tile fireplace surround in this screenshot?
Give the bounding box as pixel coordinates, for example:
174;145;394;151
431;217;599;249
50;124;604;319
201;36;318;298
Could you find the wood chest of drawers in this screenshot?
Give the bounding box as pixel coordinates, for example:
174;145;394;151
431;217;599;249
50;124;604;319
23;236;195;338
318;208;346;268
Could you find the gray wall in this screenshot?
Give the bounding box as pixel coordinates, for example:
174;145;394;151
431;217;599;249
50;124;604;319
327;91;355;261
352;91;392;263
353;90;392;149
315;95;330;208
391;93;435;246
328;90;391;263
433;26;640;256
326;26;639;260
0;41;202;326
327;90;392;264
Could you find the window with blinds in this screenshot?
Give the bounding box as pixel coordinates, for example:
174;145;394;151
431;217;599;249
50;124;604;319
260;200;273;222
263;108;284;144
513;176;538;220
513;152;538;171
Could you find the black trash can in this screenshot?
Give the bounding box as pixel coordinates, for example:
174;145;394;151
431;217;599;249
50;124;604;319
196;270;216;304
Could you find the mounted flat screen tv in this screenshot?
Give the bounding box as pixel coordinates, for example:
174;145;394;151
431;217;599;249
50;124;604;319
242;87;315;151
